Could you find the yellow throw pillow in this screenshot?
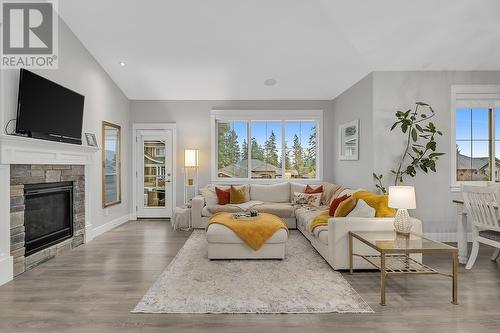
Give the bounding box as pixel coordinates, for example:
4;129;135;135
334;196;357;217
230;185;248;204
353;191;396;217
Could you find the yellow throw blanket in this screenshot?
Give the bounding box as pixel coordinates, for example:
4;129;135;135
308;210;330;233
206;212;288;251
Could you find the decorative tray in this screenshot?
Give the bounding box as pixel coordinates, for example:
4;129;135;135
233;213;260;220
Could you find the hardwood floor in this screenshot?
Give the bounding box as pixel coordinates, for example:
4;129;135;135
0;220;499;333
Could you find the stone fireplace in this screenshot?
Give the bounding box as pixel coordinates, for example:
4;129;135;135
10;165;85;276
0;134;98;285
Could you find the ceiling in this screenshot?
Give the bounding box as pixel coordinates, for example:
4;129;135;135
58;0;500;100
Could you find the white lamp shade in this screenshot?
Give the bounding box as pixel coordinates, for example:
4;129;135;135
184;149;199;167
388;186;416;209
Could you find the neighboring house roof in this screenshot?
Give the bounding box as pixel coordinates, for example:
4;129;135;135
457;153;500;170
218;159;297;178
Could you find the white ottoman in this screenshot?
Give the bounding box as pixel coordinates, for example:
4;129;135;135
206;223;288;259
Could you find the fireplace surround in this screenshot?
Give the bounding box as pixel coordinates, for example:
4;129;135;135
0;134;98;285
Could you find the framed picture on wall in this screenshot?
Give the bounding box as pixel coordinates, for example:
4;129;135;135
339;119;359;160
85;133;98;147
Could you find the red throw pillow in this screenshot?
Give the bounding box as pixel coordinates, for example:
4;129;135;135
329;194;350;216
215;187;230;205
305;185;323;194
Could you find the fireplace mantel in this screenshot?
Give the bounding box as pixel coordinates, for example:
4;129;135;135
0;134;99;165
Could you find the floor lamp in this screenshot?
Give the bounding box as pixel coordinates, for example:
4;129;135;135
184;149;199;206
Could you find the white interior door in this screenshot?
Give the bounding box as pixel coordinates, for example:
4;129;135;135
136;129;173;218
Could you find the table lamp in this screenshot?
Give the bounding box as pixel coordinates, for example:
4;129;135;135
388;186;416;237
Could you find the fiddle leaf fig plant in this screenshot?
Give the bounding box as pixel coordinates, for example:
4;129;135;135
373;102;445;194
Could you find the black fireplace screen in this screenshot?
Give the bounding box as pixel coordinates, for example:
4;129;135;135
24;181;74;256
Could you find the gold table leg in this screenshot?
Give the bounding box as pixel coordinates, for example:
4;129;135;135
380;253;386;306
452;252;458;305
349;233;353;274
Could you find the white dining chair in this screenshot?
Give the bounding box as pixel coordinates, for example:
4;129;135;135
461;185;500;269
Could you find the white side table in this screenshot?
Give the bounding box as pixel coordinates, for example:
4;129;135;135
172;205;192;230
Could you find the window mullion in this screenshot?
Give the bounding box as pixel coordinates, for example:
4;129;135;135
248;120;252;180
491;108;496;182
281;121;286;179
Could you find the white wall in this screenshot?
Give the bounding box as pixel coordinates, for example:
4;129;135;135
331;73;373;189
332;70;500;237
130;100;334;206
0;19;133;235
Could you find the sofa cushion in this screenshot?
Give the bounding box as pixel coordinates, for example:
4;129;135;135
305;184;323;194
200;185;228;206
206;223;288;244
201;206;212;217
292;192;322;207
334;196;357;217
230;185;248;204
290;182;306;201
329;194;350;216
206;204;243;214
250;183;290;203
252;202;296;218
353;191;396;217
321;182;344;205
215;187;230;205
295;207;325;231
314;227;328;245
347;199;376;218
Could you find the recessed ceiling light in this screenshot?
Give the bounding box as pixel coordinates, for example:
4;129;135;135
119;61;127;67
264;78;277;86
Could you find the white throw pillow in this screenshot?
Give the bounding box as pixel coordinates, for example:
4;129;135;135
347;199;375;218
292;192;322;207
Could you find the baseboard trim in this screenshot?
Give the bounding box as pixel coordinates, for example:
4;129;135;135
0;255;13;286
89;214;133;240
424;232;472;243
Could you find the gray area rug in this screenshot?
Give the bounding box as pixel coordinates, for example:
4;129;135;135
133;230;373;314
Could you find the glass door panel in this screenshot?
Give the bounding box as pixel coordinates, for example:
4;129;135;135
143;140;166;207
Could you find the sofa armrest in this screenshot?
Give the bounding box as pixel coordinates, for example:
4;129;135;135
326;217;423;270
191;195;205;228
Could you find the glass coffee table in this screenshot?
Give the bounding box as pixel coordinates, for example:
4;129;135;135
348;231;458;305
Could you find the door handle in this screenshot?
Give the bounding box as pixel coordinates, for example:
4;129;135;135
166;180;171;183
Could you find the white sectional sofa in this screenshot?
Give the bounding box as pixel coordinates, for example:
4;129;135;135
192;182;422;270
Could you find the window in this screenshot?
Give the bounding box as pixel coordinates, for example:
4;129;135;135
285;121;317;179
250;121;282;179
452;85;500;186
212;110;322;181
455;108;492;181
217;121;248;178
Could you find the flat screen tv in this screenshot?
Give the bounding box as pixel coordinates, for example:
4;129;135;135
15;69;85;145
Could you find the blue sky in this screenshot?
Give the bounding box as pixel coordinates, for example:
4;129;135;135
225;121;315;152
456;108;500;158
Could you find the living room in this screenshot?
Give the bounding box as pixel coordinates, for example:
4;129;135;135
1;1;500;332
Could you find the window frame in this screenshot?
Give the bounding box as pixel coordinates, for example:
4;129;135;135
210;109;323;183
450;85;500;191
